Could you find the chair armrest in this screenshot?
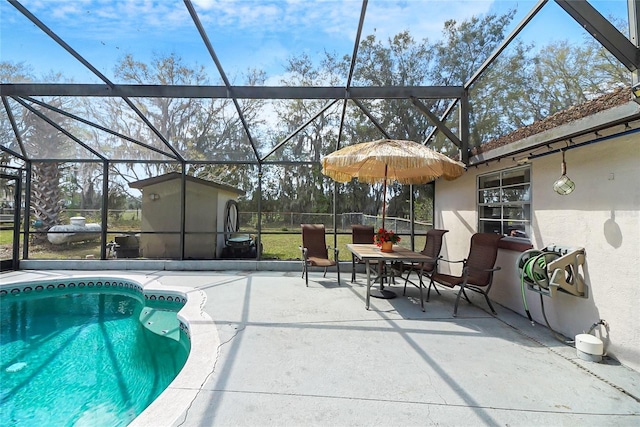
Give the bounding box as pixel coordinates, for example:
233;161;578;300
332;246;340;261
299;246;308;260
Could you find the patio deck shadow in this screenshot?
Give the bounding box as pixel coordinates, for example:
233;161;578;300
157;270;640;427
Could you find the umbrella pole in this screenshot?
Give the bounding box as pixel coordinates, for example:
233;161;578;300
371;163;397;300
382;164;387;229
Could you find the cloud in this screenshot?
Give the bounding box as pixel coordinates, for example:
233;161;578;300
362;1;494;42
3;0;537;81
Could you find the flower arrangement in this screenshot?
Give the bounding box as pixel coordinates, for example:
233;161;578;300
374;228;401;246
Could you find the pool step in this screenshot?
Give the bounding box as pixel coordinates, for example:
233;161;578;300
139;308;181;341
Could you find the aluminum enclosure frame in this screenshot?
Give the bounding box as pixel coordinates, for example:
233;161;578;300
1;0;639;262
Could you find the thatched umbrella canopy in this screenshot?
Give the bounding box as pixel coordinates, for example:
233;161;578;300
322;139;465;227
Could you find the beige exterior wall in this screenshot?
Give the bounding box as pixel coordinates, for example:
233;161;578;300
184;181;219;259
435;133;640;371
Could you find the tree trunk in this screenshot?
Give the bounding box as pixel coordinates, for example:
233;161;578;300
31;162;62;244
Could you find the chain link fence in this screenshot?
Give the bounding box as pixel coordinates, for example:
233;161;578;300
238;212;431;234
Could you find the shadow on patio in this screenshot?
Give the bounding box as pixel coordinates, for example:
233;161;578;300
151;270;640;427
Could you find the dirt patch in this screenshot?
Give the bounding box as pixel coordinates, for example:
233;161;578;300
0;244;13;259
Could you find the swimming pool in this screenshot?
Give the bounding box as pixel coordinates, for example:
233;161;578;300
0;276;210;427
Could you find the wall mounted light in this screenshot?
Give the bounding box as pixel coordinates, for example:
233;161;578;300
553;150;575;195
149;193;160;201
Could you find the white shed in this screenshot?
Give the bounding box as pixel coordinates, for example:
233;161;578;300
129;172;244;259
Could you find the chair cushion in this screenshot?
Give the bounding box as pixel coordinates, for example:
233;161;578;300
465;270;490;286
431;272;489;288
430;273;459;288
308;256;336;267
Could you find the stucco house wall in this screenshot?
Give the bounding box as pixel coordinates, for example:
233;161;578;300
434;126;639;371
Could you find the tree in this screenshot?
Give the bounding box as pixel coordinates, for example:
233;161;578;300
266;53;344;217
23;107;77;242
335;31;437;221
0;62;34;184
1;64;84;242
429;10;518;149
3;7;633;244
102;52;264;188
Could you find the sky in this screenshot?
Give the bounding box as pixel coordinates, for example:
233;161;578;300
0;0;631;85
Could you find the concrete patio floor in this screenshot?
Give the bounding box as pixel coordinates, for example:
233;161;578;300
3;268;640;426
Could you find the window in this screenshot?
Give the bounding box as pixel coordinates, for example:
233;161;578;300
478;166;531;239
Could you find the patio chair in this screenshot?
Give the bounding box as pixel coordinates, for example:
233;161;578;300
300;224;340;287
399;228;449;310
351;225;375;283
428;232;502;317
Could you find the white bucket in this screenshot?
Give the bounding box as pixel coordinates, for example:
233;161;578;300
575;334;604;362
70;216;86;226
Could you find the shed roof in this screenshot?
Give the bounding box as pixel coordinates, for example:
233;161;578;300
129;172;245;196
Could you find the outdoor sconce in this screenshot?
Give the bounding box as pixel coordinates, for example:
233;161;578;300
149;193;160;201
553;150;575;195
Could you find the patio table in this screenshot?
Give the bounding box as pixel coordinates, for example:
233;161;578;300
346;243;436;310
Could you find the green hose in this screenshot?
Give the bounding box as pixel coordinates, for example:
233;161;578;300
524;254;548;285
519;250;545;323
519;250;569;343
520;268;533;323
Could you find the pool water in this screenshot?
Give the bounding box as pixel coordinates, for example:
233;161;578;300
0;290;189;426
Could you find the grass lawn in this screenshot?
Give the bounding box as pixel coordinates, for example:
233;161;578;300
261;233;353;261
1;229;427;261
0;230;12;245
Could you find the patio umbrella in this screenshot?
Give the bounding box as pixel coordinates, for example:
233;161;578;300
322;138;465;228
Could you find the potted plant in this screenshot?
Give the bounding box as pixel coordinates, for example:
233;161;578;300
374;228;401;252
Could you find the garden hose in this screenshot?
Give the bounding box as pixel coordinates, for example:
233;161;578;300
517;249;571;344
524;254;549;286
539;292;574;344
520;269;534;324
517;249;545;324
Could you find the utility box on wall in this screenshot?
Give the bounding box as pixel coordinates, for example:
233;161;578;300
130;172;244;259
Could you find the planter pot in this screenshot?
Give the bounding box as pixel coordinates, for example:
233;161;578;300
380;241;394;253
